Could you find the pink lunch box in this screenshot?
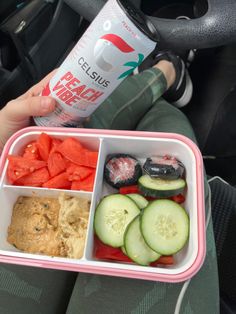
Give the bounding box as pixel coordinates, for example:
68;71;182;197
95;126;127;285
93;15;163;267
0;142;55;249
0;127;206;283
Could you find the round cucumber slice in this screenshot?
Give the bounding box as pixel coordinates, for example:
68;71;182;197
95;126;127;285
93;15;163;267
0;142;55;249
126;193;149;209
124;215;161;266
94;194;140;247
138;175;186;198
141;199;189;255
121;246;127;255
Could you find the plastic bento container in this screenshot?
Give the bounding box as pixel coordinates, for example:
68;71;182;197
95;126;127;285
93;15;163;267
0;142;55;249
0;127;206;283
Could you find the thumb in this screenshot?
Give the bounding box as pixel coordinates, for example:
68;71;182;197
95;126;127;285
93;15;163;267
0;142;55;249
6;96;56;120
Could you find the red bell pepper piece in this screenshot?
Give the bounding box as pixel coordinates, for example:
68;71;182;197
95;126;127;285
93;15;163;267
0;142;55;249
119;185;140;194
94;237;174;265
170;194;186;204
94;237;132;262
150;255;174;266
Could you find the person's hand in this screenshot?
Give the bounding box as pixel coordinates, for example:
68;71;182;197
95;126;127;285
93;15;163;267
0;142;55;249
0;71;56;152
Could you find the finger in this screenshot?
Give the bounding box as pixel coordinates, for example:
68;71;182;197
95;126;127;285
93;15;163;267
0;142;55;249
5;96;56;120
18;69;57;100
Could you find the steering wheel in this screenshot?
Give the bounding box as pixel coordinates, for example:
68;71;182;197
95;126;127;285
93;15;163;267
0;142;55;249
65;0;236;49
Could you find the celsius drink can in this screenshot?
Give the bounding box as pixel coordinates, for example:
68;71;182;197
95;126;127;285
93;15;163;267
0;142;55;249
34;0;158;127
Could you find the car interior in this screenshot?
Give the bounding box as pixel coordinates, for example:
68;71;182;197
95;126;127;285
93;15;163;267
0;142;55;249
0;0;236;313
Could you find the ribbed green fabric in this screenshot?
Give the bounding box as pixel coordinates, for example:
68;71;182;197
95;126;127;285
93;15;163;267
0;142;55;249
85;68;167;131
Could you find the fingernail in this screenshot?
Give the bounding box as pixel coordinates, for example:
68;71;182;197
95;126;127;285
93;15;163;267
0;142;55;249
40;98;54;111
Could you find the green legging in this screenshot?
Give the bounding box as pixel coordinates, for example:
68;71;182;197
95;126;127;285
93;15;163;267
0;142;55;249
0;69;219;314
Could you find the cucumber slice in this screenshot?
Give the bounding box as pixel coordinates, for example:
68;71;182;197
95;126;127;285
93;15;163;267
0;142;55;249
94;194;140;247
138;175;186;198
124;215;161;266
126;193;149;209
121;246;127;255
141;199;189;255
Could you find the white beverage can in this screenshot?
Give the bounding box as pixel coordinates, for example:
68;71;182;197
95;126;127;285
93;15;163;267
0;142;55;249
34;0;158;127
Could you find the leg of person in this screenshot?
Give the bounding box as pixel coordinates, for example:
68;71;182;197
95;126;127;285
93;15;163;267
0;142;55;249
85;66;168;130
85;51;191;131
0;263;77;314
136;97;197;140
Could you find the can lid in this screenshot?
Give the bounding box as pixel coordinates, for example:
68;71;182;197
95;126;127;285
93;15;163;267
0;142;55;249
117;0;159;42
